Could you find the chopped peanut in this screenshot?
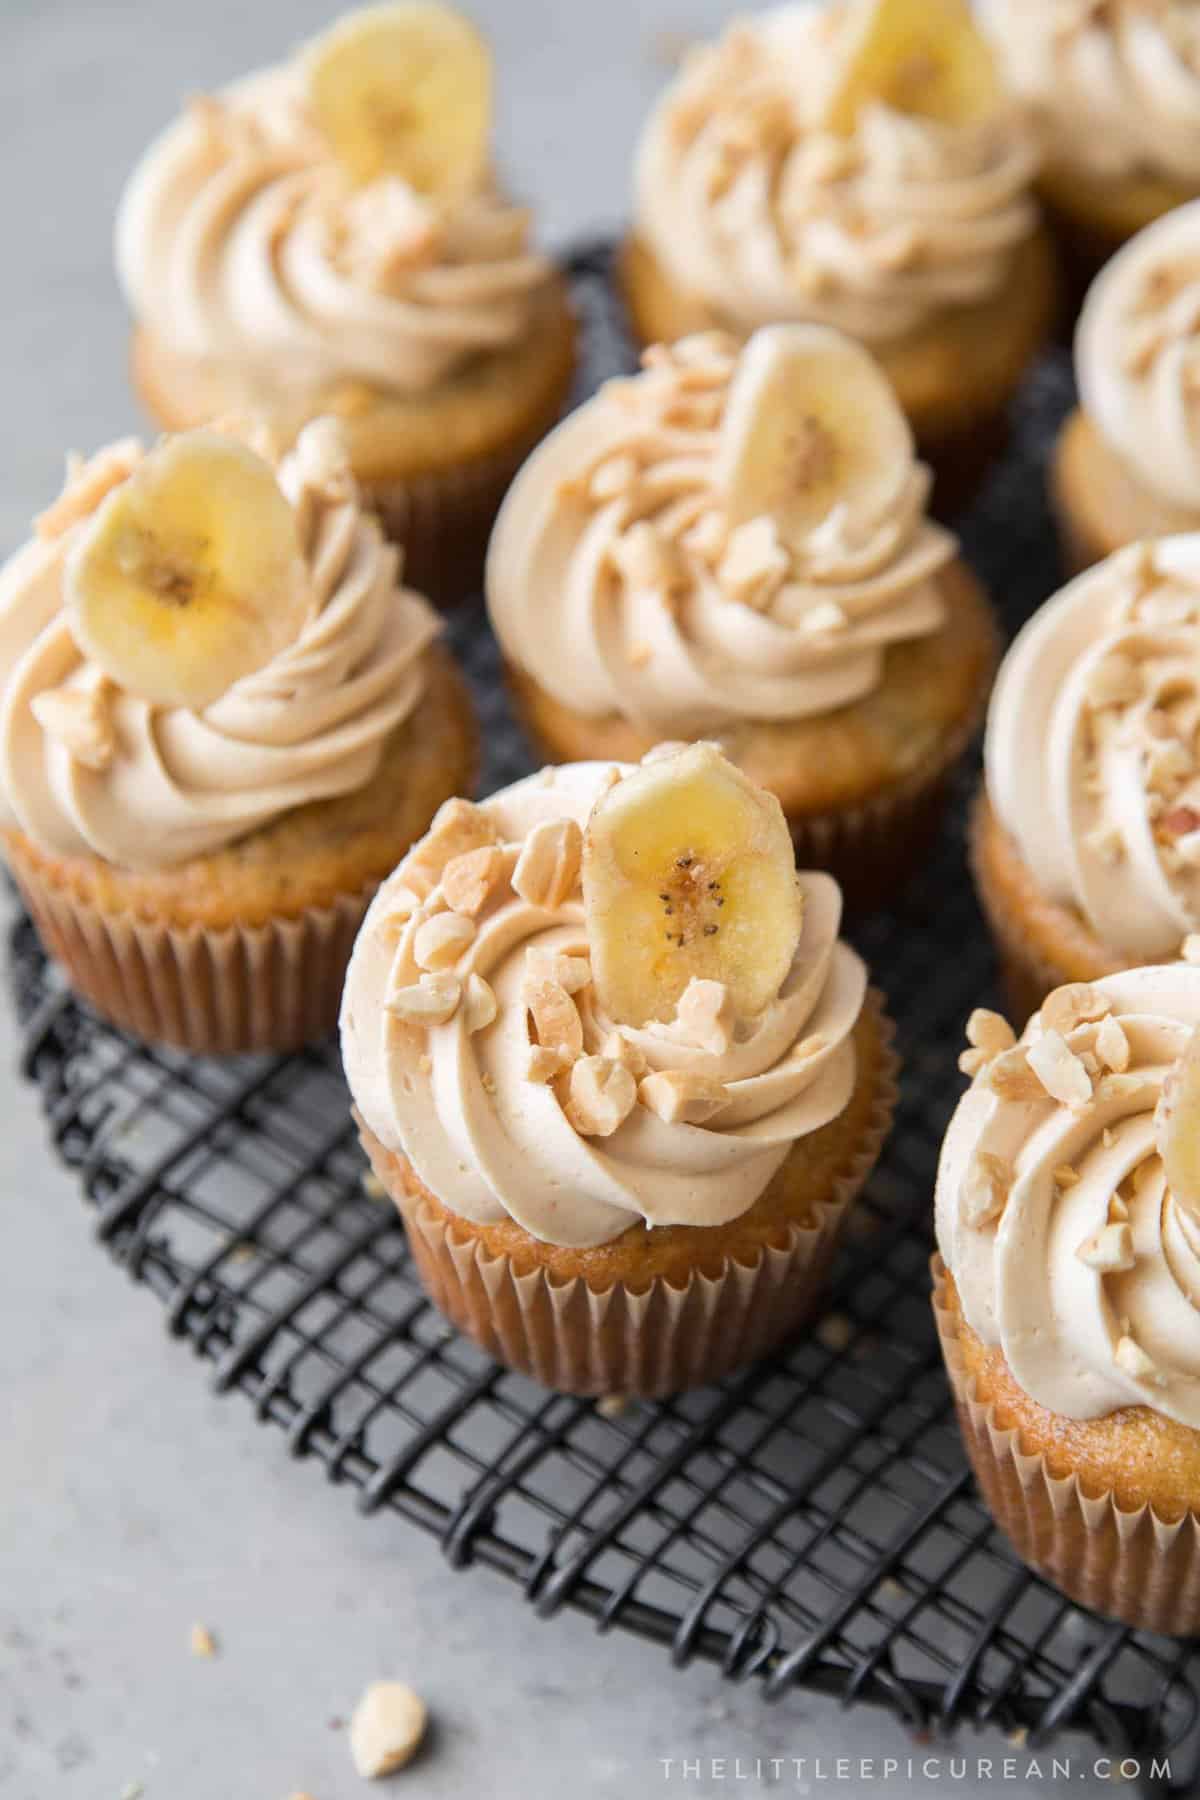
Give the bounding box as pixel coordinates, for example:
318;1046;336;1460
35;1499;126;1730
512;819;583;909
639;1069;729;1125
564;1056;638;1137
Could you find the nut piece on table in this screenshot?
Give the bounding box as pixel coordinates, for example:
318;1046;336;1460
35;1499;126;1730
349;1680;428;1780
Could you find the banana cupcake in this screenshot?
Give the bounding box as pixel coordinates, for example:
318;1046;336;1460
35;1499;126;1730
980;0;1200;305
0;417;475;1054
935;968;1200;1634
341;744;897;1396
974;536;1200;1023
1055;202;1200;572
487;326;998;909
623;0;1052;510
116;2;576;604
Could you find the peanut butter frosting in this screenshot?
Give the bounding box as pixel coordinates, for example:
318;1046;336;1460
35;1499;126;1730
936;967;1200;1427
0;420;438;871
116;65;553;415
633;5;1039;343
980;0;1200;186
1077;200;1200;511
340;759;868;1248
486;332;954;736
986;538;1200;960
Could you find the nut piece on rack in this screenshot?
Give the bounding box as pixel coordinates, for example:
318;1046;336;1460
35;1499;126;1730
348;1679;428;1779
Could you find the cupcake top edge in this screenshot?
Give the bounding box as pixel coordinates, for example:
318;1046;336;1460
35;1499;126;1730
486;323;956;739
979;0;1200;188
1077;198;1200;512
0;416;439;872
340;744;870;1250
937;963;1200;1428
985;533;1200;960
633;1;1040;343
115;5;554;414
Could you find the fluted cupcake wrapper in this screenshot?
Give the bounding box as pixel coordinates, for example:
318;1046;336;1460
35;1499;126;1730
932;1255;1200;1636
363;425;550;612
359;994;898;1398
7;839;370;1055
788;660;998;914
967;791;1125;1025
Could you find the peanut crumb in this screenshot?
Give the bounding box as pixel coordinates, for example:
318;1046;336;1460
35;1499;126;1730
1114;1334;1160;1383
190;1623;217;1659
1027;1030;1093;1108
815;1312;853;1353
349;1681;427;1779
1077;1222;1136;1273
596;1393;629;1419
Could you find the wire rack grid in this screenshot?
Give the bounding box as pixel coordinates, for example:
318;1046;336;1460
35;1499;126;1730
8;244;1200;1797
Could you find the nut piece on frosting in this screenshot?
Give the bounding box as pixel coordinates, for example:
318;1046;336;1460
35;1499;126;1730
565;1056;638;1138
304;2;492;197
65;430;309;712
582;742;804;1029
30;683;116;773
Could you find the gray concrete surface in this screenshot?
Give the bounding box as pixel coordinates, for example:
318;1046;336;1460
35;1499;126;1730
0;3;1144;1795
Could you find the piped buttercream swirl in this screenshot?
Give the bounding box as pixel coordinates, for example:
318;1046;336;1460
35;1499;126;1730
633;5;1039;343
341;760;868;1248
116;66;553;410
986;537;1200;960
487;332;954;737
937;965;1200;1427
980;0;1200;186
1077;199;1200;511
0;420;439;871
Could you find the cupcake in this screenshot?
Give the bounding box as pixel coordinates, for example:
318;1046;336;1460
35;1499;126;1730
487;325;998;910
935;967;1200;1634
1054;202;1200;573
980;0;1200;307
973;536;1200;1024
623;0;1053;511
116;2;577;604
0;416;476;1054
341;744;897;1397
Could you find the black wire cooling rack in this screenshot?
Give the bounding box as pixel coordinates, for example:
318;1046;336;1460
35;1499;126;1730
9;245;1200;1796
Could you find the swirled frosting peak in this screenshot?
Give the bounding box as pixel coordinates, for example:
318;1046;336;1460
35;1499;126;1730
633;5;1039;342
487;330;954;736
116;56;553;412
937;965;1200;1426
0;418;439;871
341;758;868;1248
980;0;1200;186
986;536;1200;958
1077;199;1200;510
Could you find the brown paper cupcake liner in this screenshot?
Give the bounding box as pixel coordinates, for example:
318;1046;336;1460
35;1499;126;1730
8;844;370;1055
361;992;898;1398
932;1255;1200;1635
790;638;998;913
967;790;1125;1025
363;425;550;611
509;600;998;918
